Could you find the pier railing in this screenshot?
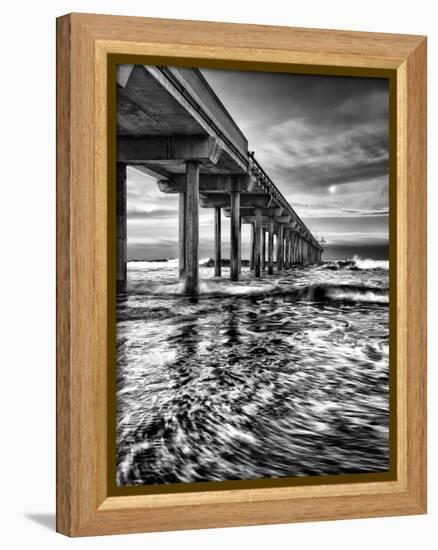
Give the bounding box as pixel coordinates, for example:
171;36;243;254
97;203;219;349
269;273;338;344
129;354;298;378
248;152;322;250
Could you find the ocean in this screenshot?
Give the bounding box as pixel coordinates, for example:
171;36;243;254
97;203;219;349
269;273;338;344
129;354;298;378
116;257;390;486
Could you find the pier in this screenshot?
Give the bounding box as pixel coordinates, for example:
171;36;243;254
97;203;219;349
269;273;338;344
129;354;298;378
116;64;323;294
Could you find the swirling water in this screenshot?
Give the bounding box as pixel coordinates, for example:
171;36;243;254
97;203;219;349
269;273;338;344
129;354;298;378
116;258;389;486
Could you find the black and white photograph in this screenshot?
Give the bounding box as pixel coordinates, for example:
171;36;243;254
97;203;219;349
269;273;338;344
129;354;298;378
115;64;390;487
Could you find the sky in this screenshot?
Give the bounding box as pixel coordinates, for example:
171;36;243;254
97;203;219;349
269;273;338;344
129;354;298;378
125;67;389;261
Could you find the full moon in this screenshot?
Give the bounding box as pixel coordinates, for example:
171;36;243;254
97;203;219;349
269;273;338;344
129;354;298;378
329;185;336;194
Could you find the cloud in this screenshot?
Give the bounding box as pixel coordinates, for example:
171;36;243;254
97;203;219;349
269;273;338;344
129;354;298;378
340;209;389;217
323;231;388;244
201;70;388;134
256;118;388;191
294;205;389;218
127;209;178;220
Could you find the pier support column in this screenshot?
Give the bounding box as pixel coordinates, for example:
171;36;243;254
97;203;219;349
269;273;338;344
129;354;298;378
285;234;288;265
117;162;127;294
178;191;186;279
261;229;266;271
254;208;262;277
290;232;294;264
214;207;221;277
283;229;288;269
286;233;289;266
184;160;200;294
284;229;290;269
268;217;274;275
238;216;242;275
277;224;284;271
291;232;296;264
249;223;255;271
230;181;241;281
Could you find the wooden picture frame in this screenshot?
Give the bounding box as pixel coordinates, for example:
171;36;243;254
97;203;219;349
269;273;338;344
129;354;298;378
56;13;427;537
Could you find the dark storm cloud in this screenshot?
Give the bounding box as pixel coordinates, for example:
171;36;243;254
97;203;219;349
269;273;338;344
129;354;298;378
201;70;388;131
202;68;389;194
268;121;388;191
271;156;388;190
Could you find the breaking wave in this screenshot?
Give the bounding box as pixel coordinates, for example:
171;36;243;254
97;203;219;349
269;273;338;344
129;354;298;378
293;283;388;304
319;255;388;271
125;280;387;305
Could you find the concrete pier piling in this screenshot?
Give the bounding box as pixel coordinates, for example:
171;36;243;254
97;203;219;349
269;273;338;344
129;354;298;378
254;208;262;277
277;224;284;271
249;223;255;271
268;217;274;275
214;207;221;277
261;229;266;271
184;161;200;294
178;191;186;279
230;180;241;282
284;229;290;269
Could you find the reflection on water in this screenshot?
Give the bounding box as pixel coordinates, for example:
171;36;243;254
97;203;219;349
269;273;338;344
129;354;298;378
116;258;390;486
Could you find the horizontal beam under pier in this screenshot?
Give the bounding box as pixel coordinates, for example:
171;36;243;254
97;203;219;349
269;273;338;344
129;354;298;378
242;215;292;224
223;206;283;218
158;174;249;194
117;135;224;165
200;194;271;209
